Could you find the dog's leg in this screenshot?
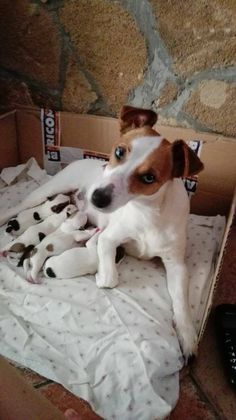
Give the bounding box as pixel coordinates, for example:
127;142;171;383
162;255;197;360
96;226;127;288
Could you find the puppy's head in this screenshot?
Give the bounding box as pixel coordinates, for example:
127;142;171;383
90;106;204;212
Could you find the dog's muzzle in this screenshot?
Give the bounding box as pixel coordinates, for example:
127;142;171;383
91;184;114;209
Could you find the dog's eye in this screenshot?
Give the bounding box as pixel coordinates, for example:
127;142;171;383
140;173;156;184
115;146;126;160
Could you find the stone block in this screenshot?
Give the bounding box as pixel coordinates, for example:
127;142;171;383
59;0;146;113
155;81;179;109
0;0;61;87
62;56;97;113
0;77;33;112
151;0;236;76
184;80;236;137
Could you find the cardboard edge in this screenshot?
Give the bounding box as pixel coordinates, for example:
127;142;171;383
0;110;16;119
1;106;236;344
0;110;19;169
198;187;236;342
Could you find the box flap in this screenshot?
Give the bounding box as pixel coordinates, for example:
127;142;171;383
198;187;236;340
0;111;19;169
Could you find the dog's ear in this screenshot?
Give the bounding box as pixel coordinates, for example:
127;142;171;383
172;140;204;178
119;105;157;134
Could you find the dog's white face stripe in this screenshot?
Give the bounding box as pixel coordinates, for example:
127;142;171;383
90;136;166;211
105;136;164;178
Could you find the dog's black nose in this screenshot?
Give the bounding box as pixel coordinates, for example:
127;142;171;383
91;185;113;208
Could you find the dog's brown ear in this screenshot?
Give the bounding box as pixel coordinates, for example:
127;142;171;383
119;105;157;134
172;140;204;178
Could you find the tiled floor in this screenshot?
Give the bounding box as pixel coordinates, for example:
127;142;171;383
10;223;236;419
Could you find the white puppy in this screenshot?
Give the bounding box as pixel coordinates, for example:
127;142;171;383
60;210;88;233
44;229;99;279
23;227;97;283
5;193;71;236
1;204;77;258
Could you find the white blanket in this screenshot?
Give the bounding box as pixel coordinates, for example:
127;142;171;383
0;160;225;420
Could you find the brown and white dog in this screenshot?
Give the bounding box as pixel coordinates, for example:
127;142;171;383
0;106;204;358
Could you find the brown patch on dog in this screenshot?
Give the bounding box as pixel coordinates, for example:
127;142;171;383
51;201;69;213
17;245;35;267
119;106;157;134
46;244;54;252
109;127;160;169
172;140;204;177
9;242;25;253
128;139;173;195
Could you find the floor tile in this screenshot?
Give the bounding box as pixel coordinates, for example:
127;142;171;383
8;360;47;386
19;367;47;386
170;375;218;420
39;382;102;419
213;224;236;307
192;314;236;420
191;223;236;420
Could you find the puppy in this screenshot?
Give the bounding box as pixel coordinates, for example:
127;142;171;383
0;163;104;228
44;232;125;279
5;193;71;236
60;210;88;233
1;204;77;259
44;229;100;279
23;227;97;283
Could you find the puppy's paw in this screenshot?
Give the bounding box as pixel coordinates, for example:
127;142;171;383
27;275;41;284
0;250;7;257
176;321;198;362
96;271;118;289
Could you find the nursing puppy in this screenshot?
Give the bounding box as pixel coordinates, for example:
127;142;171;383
44;229;100;279
60;209;88;233
23;227;96;283
5;193;71;236
44;232;125;279
0;106;204;358
0;163;104;228
1;204;77;259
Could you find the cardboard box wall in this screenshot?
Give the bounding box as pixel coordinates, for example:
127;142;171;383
0;107;235;339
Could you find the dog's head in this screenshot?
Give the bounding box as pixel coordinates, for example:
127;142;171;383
90;106;204;212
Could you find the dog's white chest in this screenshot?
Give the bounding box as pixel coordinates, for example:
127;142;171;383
118;203;176;259
124;227;171;259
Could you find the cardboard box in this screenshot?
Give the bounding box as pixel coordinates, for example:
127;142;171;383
0;107;235;340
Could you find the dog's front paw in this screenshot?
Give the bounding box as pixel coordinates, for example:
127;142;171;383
96;271;118;289
176;321;198;362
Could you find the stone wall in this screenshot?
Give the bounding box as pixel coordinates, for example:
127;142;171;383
0;0;236;137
